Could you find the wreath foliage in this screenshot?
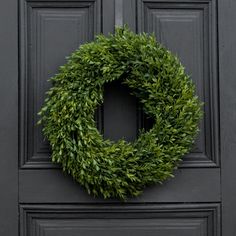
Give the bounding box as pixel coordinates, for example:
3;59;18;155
38;27;203;200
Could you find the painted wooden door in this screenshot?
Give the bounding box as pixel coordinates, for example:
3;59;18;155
0;0;236;235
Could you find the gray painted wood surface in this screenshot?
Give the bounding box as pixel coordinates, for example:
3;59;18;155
0;0;18;235
0;0;235;235
219;0;236;235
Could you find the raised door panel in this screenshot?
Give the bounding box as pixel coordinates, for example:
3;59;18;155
138;0;219;167
20;204;220;236
20;0;101;168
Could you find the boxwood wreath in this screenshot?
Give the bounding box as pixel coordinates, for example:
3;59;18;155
38;27;203;200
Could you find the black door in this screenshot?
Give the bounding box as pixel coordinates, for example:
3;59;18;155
0;0;236;235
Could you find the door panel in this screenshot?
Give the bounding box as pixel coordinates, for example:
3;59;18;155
20;204;220;236
1;0;236;235
138;0;219;167
18;0;221;235
20;0;101;169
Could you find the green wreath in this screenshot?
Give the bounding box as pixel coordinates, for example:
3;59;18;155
38;27;202;200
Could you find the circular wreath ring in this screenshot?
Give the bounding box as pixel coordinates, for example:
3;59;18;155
39;27;202;200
